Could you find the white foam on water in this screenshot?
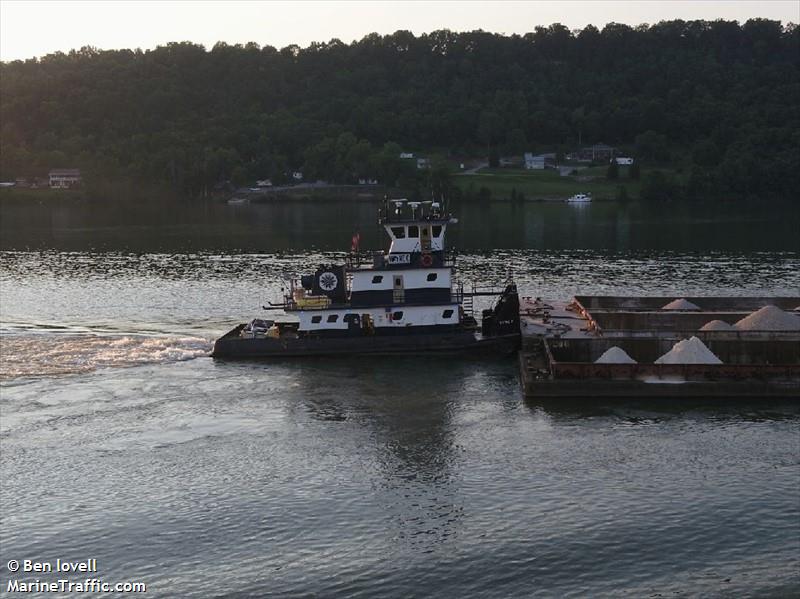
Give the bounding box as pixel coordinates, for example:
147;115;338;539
0;333;212;379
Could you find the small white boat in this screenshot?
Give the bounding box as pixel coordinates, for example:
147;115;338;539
566;193;592;203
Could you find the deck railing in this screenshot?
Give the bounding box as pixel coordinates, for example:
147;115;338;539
345;249;458;269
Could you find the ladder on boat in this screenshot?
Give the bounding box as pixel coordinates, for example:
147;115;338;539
462;285;474;316
522;337;551;380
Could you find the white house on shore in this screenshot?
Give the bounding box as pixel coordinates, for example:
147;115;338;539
49;169;81;188
524;153;556;170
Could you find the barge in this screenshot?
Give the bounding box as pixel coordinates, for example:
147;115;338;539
519;295;800;398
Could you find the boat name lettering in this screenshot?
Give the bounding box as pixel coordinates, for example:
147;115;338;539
387;253;411;264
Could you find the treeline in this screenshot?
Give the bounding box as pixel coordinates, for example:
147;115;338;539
1;20;798;200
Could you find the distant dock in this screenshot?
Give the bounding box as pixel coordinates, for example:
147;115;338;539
518;295;800;398
229;183;387;203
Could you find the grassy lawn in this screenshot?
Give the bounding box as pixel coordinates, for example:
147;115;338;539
453;167;640;200
580;165;613;177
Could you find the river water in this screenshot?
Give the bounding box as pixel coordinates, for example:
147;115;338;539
1;199;799;597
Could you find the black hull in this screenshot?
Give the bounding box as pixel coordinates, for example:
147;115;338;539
212;326;520;359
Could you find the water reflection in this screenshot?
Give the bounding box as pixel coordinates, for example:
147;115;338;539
2;198;798;252
525;396;800;424
279;356;478;547
288;357;461;478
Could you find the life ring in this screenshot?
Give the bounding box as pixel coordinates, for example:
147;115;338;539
420;254;433;267
318;271;338;291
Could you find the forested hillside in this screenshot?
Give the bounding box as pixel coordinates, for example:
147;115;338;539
1;20;797;200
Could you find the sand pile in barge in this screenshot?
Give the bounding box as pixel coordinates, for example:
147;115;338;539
734;305;800;331
661;298;701;311
655;336;723;364
699;319;735;331
595;347;637;364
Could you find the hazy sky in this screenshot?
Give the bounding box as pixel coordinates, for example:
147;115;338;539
1;0;797;61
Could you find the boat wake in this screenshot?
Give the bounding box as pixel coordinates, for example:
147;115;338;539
0;332;213;379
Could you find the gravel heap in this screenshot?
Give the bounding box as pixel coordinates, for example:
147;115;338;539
595;346;637;364
699;319;735;331
661;298;701;311
655;336;723;364
734;305;800;331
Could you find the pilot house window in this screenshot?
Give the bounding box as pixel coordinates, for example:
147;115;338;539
432;225;443;237
408;225;419;238
390;227;406;239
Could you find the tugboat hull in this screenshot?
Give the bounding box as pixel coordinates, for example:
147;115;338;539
212;327;520;359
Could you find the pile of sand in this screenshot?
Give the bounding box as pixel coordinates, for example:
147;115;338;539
699;319;734;331
595;346;637;364
655;336;723;364
734;305;800;331
661;298;701;311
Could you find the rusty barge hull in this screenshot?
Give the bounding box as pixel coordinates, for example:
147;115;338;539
520;354;800;398
519;295;800;399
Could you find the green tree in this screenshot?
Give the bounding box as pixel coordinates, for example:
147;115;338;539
640;170;679;202
488;147;500;168
506;128;527;155
231;165;247;187
478;110;503;148
635;131;670;163
692;139;721;168
376;142;405;186
0;21;796;202
427;156;452;200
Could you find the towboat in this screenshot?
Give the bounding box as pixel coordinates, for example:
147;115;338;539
212;199;521;358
